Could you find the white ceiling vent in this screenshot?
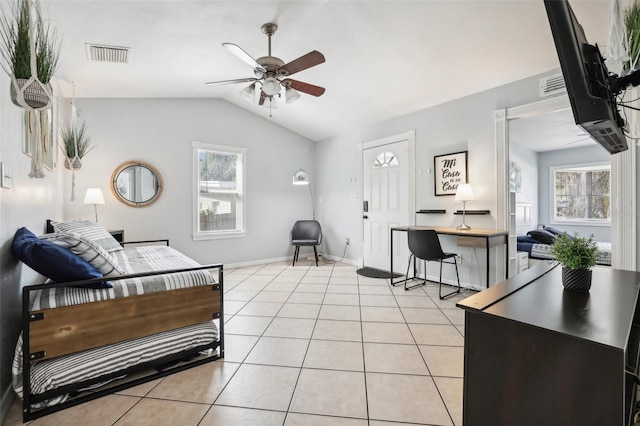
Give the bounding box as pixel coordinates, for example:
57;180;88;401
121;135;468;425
86;44;130;63
540;73;566;97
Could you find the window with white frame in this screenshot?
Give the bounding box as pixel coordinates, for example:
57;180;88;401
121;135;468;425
373;151;399;168
551;162;610;224
193;142;246;239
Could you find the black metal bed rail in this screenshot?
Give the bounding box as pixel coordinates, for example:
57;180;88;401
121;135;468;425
21;263;225;422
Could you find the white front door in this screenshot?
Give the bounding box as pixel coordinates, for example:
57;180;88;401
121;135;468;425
362;133;414;272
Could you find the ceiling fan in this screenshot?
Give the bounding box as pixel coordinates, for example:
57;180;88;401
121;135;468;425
205;23;325;110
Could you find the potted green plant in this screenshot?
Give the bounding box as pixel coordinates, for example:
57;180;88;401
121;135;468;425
551;233;599;292
0;0;61;109
61;120;94;170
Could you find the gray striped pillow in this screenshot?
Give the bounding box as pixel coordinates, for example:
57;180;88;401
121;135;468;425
41;232;125;276
50;220;123;253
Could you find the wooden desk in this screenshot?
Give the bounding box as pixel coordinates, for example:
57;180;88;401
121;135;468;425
457;263;640;426
390;226;508;288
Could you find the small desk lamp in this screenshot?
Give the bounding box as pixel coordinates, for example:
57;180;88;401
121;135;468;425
455;183;475;230
292;169;315;220
84;188;105;223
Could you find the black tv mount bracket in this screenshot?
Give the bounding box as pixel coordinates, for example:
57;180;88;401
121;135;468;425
612;68;640;94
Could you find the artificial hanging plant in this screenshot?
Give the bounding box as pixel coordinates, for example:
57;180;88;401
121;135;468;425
61;119;93;171
0;0;61;178
60;117;94;201
0;0;61;109
625;0;640;72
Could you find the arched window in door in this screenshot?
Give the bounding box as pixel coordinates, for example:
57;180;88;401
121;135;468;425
373;151;399;168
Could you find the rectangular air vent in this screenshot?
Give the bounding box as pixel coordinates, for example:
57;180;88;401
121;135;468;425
540;73;566;97
86;44;130;63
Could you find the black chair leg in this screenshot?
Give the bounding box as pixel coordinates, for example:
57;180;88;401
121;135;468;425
313;246;319;266
439;257;461;300
405;254;426;291
292;246;299;266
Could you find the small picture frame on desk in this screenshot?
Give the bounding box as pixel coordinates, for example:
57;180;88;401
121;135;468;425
434;151;468;196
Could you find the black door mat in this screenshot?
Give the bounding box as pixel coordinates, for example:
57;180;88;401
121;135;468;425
356;267;403;279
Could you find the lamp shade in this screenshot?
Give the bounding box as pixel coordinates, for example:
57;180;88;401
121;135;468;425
239;83;256;102
285;87;301;104
455;184;475;202
292;169;309;185
84;188;105;205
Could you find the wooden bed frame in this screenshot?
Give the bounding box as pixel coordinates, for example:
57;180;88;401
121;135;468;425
20;240;224;421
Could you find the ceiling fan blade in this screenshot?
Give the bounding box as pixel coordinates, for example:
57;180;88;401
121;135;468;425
222;43;266;73
279;51;325;76
285;79;325;97
205;77;257;86
258;90;267;105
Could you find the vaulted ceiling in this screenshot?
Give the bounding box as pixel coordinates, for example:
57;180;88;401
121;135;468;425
41;0;613;141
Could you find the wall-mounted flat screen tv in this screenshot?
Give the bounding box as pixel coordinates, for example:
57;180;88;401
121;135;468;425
544;0;629;154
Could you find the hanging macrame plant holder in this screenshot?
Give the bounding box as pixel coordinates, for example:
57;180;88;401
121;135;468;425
10;77;52;109
64;144;82;202
62;101;87;201
6;0;55;178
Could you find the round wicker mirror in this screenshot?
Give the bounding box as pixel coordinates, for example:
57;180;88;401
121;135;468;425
111;161;163;207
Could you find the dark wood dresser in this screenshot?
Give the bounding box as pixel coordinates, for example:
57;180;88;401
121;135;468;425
457;262;640;426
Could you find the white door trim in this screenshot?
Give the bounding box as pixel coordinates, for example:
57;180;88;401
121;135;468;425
495;94;633;270
357;130;416;267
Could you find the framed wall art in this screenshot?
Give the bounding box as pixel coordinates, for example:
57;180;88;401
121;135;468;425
434;150;468;196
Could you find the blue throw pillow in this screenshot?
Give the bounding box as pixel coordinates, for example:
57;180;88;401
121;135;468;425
12;227;111;289
527;229;557;245
543;226;562;235
517;235;539;244
544;226;575;239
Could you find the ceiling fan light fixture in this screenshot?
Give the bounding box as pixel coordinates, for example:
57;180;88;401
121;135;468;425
239;83;256;102
262;77;281;96
285;87;301;104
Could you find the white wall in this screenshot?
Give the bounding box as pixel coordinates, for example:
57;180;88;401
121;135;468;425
61;98;315;266
510;142;539;235
0;73;64;419
315;71;563;289
537;144;611;242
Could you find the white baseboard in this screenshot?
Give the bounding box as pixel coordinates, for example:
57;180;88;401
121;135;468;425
226;254;358;270
319;253;358;266
225;256;291;269
420;273;483;292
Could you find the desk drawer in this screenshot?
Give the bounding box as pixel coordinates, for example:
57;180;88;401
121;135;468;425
456;234;507;249
456;236;486;248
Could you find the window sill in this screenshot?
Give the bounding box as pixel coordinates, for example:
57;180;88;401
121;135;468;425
193;231;247;241
550;220;611;228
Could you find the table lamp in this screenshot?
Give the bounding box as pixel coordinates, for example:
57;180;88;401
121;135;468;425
455;183;475;230
84;188;105;223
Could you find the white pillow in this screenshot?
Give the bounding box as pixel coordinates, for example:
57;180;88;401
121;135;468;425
50;220;123;253
40;232;125;277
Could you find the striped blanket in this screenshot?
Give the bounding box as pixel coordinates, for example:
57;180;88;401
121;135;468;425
29;245;215;310
13;245;219;407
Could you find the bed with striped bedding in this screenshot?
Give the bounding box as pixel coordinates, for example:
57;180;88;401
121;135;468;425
14;244;223;418
28;245;215;310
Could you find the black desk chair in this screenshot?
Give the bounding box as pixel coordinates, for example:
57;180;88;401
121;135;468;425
290;220;322;266
405;229;461;299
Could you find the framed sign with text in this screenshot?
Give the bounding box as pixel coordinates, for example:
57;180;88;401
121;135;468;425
434;151;468;196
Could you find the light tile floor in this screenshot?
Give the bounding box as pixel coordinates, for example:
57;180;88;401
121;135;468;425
3;260;475;426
